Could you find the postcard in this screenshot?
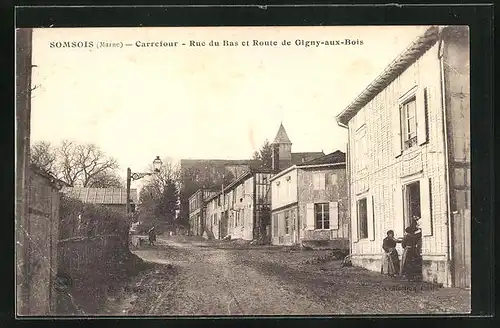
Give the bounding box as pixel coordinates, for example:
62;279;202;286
16;25;471;316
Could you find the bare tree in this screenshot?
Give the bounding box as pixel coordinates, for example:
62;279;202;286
30;139;121;188
87;171;124;188
30;141;57;174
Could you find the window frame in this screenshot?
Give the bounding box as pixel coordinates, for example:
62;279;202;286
355;125;368;173
403;180;421;230
357;197;368;239
314;203;330;230
284;210;290;235
313;172;326;190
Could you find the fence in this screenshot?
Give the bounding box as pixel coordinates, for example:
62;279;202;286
56;195;132;314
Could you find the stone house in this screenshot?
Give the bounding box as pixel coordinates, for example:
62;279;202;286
336;26;470;287
188;188;219;236
270;151;349;251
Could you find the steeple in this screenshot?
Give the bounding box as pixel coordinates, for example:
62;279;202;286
271;123;293;171
272;122;292;145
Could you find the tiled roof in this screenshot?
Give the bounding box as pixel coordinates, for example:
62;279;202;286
291;152;325;165
61;187;138;205
297;150;346;166
272;123;292;144
336;26;441;125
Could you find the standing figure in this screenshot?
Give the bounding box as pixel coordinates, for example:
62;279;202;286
381;230;402;277
148;226;156;246
400;218;423;281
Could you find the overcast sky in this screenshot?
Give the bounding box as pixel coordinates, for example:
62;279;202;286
30;26;429;182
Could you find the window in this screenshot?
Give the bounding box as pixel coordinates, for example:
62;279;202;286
355;127;368;172
313;173;326;190
314;203;330;229
284;211;290;234
273;214;278;237
401;97;418;149
357;198;368;239
326;173;337;186
404;181;421;229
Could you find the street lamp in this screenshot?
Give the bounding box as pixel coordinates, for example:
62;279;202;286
126;156;163;214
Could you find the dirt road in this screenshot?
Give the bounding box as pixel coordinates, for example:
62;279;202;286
104;236;470;315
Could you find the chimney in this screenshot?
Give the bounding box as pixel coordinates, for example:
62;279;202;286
272;143;280;172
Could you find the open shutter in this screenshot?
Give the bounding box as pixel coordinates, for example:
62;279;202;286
367;195;375;241
394;184;405;237
352;202;358;242
306;203;315;230
329;202;339;230
416;86;429;145
392;102;403;157
419;177;433;236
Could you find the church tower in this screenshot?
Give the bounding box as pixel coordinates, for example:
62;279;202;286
271;123;293;171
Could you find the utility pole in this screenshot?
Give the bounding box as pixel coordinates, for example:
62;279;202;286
16;27;33;316
126;167;131;214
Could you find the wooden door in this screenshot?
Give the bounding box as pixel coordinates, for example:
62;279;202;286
452;209;471;288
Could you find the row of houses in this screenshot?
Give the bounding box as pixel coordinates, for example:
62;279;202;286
188;25;470;288
188;123;350;250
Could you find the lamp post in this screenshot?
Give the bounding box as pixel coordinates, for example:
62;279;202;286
126;156;163;214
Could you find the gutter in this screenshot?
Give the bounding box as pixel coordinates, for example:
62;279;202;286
336;119;352;258
438;28;453;264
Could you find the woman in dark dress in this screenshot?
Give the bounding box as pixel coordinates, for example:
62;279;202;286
381;230;402;277
400;218;423;281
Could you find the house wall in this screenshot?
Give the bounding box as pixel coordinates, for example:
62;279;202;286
271;205;299;246
205;196;221;239
26;169;60;315
298;166;349;250
271;169;298;245
271;169;298;209
188;190;205;236
347;41;453;286
227;177;255;240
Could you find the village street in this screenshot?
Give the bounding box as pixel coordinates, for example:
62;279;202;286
101;236;470;315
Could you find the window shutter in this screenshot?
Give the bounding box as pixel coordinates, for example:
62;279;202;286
392;103;403;157
393;184;405;237
352;202;358;242
306;203;315;230
367;195;375;241
416;86;429;146
320;173;326;190
419;177;433;236
329;202;339;230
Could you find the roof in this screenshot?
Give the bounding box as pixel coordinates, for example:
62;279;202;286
336;25;441;126
180;159;259;168
291;152;325;165
272;123;292;144
205;191;222;203
297;150;346;166
29;164;70;189
61;187;138;205
271;151;346;181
